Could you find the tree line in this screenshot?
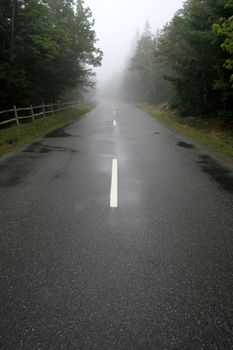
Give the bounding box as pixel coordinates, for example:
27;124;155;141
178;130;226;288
0;0;102;109
121;0;233;120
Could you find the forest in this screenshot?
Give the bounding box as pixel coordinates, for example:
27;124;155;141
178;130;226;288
1;0;233;122
121;0;233;121
0;0;102;109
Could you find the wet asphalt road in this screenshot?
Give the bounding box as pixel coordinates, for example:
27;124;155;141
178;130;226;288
0;100;233;349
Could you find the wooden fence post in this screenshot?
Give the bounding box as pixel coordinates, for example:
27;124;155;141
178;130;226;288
51;103;54;115
42;103;45;117
30;105;35;121
13;105;19;126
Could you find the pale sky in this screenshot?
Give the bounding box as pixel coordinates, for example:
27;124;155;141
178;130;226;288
84;0;184;85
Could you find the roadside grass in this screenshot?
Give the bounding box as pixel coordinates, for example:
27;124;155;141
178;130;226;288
0;104;93;157
138;104;233;161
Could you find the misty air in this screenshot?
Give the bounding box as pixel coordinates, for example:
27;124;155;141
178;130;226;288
0;0;233;349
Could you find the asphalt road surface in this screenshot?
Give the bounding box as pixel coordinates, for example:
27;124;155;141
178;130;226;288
1;100;233;349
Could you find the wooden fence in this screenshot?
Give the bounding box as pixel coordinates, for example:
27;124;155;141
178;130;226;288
0;101;79;127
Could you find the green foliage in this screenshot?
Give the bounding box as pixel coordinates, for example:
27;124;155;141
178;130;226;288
121;24;170;104
158;0;220;115
156;0;233;117
0;0;102;108
123;0;233;121
213;3;233;86
211;0;233;118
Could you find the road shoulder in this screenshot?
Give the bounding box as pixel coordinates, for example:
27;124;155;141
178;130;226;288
137;104;233;165
0;104;94;158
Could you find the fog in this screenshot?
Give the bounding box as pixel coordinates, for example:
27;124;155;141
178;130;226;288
85;0;184;88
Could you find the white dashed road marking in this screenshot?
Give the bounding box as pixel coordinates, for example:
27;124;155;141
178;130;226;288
110;159;118;208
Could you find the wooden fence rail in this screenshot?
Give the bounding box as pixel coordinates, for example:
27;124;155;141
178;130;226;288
0;101;79;127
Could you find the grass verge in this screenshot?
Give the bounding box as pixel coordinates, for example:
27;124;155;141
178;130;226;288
138;104;233;161
0;104;93;157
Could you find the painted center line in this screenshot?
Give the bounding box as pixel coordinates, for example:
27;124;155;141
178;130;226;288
110;159;118;208
113;120;116;126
